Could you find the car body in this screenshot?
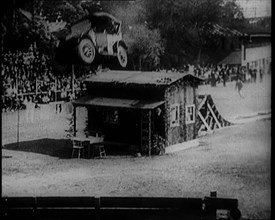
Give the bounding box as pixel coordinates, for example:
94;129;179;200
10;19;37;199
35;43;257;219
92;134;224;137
54;12;128;69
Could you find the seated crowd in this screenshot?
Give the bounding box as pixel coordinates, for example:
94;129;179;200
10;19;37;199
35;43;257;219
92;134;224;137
2;47;89;112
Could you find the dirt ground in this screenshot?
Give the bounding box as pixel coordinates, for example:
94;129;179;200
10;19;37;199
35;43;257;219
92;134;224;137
2;74;271;219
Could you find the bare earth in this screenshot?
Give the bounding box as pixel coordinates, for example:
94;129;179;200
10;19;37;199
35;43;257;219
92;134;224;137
2;74;271;219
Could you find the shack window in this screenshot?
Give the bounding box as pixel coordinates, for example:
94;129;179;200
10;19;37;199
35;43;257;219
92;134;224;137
104;110;118;124
170;104;180;127
186;104;195;124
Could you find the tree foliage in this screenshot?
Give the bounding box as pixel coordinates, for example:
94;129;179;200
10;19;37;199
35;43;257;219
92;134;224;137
125;24;164;70
105;1;164;70
2;0;269;70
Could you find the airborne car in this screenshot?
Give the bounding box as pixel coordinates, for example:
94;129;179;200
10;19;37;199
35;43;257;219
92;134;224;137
54;12;128;69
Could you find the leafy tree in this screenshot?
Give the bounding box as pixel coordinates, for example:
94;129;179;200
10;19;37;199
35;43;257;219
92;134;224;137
1;0;101;53
138;0;246;66
1;0;248;69
125;24;164;70
220;0;245;30
104;0;164;70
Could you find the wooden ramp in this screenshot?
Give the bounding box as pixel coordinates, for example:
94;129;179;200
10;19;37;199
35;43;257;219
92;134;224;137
197;95;233;136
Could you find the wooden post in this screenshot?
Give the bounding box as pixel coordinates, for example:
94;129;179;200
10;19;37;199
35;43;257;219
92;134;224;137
148;110;151;157
73;105;76;136
55;77;57;102
72;64;75;98
35;78;38;96
198;111;212;132
207;103;222;128
17;98;20;148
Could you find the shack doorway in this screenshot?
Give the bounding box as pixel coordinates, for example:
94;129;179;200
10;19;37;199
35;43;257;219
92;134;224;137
87;107;141;155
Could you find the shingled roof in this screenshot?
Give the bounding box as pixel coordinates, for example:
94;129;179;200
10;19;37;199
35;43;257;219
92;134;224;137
85;70;202;86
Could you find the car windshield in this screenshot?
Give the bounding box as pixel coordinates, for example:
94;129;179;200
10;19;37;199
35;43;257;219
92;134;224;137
90;15;120;34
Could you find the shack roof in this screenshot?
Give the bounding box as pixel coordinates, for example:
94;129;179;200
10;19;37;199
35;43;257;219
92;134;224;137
85;70;202;87
73;96;165;110
218;50;242;65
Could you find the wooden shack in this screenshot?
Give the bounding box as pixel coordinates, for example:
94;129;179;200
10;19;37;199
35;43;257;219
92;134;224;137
73;70;202;155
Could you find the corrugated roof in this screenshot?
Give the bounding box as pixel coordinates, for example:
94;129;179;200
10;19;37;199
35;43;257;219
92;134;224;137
218;50;242;65
85;70;202;86
73;96;165;110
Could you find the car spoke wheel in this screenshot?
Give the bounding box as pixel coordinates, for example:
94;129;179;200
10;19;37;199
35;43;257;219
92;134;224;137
117;46;128;68
78;38;95;64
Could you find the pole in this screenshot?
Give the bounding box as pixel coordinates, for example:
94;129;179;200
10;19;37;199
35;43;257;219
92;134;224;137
72;64;75;98
35;78;38;96
17;99;20;148
55;76;57;102
73;106;76;136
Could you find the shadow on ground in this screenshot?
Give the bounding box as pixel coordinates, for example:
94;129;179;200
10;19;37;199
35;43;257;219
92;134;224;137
3;139;136;158
3;138;72;159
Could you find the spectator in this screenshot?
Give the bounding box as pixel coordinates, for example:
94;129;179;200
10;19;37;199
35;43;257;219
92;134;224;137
259;69;263;82
235;73;244;98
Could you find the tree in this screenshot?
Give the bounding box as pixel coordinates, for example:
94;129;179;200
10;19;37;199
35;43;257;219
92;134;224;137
125;24;164;70
220;0;245;30
137;0;246;66
142;0;225;66
104;0;164;70
1;0;101;53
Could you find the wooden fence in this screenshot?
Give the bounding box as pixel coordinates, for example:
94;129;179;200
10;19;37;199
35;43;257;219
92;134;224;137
1;193;242;220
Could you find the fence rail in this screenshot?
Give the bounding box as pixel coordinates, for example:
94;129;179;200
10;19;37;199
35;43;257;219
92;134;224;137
1;194;242;220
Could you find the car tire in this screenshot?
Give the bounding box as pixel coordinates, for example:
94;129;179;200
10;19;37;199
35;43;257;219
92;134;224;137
77;38;96;64
117;45;128;68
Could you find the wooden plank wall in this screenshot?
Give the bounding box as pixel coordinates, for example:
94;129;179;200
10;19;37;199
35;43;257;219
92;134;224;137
185;84;195;141
165;80;198;146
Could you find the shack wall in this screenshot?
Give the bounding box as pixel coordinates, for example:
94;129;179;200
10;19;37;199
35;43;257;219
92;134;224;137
165;80;198;146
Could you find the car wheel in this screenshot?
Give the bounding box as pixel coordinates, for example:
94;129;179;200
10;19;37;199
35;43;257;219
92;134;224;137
117;45;128;68
78;38;96;64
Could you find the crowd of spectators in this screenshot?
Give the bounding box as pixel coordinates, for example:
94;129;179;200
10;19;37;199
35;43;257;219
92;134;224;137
158;63;261;87
1;46;89;112
2;45;265;113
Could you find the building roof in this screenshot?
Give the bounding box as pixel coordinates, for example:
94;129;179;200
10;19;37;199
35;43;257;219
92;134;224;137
73;96;165;110
218;50;242;65
85;70;202;86
207;23;245;37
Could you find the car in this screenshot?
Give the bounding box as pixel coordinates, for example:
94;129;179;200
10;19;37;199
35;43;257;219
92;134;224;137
53;12;128;70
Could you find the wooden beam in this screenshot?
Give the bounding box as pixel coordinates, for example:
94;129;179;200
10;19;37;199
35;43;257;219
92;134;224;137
198;111;212;132
207;103;222;128
198;95;208;110
148;110;152;157
73;106;76;136
72;64;75;97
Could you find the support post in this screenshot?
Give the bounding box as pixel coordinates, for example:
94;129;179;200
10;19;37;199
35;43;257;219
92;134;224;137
35;79;38;96
72;64;75;98
17;98;20;148
73;105;76;136
148;110;152;157
198;111;212;132
55;76;57;102
207;103;222;128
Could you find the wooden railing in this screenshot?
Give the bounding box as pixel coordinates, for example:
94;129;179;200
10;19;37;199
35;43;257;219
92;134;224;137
1;193;242;220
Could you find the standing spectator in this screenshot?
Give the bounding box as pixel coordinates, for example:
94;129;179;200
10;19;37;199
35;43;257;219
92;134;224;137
253;69;257;83
221;68;226;87
259;69;263;82
248;69;253;83
235;74;244;98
